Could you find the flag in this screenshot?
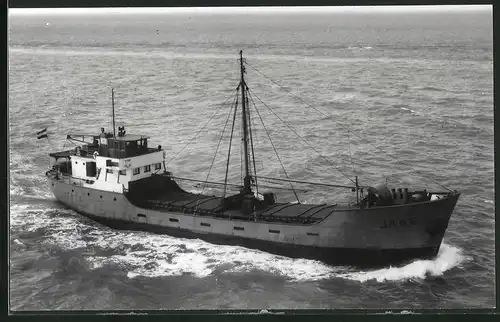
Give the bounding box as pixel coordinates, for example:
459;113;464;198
37;128;48;139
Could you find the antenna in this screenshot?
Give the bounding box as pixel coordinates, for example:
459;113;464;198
112;88;116;137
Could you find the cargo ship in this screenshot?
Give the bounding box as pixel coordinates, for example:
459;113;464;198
45;51;460;267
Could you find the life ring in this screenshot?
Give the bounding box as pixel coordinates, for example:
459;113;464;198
93;151;99;159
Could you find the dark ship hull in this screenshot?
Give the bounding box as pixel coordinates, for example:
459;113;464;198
47;172;459;267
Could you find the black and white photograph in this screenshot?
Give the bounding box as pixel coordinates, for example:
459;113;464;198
8;5;494;310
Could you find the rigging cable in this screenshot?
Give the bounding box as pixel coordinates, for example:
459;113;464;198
244;61;452;192
257;176;356;189
166;86;240;166
247;86;356;186
195;91;238;213
240;134;243;187
246;90;301;204
223;93;239;199
348;129;355;176
170;176;309;193
245;84;260;196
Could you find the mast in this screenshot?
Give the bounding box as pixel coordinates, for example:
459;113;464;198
112;88;116;137
239;50;252;194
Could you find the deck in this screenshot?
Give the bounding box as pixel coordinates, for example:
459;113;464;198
138;190;336;224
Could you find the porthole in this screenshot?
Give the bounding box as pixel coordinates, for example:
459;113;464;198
88;193;90;196
100;195;103;199
71;189;74;192
113;198;116;201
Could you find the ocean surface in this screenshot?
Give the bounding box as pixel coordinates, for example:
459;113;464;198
8;8;494;310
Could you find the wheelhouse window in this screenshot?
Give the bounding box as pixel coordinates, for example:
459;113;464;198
119;170;126;175
106;169;113;174
154;163;161;170
133;168;140;175
144;165;151;173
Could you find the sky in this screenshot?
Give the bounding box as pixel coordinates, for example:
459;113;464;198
9;5;492;16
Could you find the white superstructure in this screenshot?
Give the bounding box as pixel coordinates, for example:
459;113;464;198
50;128;165;194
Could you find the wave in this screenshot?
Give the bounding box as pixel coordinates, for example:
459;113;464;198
399;106;420;116
8;161;470;284
9;149;56;200
9;46;432;65
391;104;492;136
335;243;471;283
10;172;54;200
9;151;37;172
417;86;444;92
348;46;373;50
17;203;468;283
11;40;490;53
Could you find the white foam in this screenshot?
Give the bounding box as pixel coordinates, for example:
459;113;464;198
10;204;62;227
400;107;420;116
77;229;336;280
41;212;470;282
348;46;373;50
335;243;470;283
11;196;469;283
9;47;411;65
10;164;55;199
13;239;25;246
9;152;35;170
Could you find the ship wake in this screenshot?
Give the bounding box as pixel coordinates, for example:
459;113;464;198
10;199;471;283
9;166;470;284
334;243;472;283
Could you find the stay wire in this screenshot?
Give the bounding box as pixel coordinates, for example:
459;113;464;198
245;84;260;196
203;92;238;190
247;90;301;204
244;61;452;191
223;94;239;199
247;86;356;186
166;86;240;166
195;92;237;213
348;129;355;176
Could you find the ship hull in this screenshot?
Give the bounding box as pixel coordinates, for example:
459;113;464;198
70;211;439;267
48;177;459;267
